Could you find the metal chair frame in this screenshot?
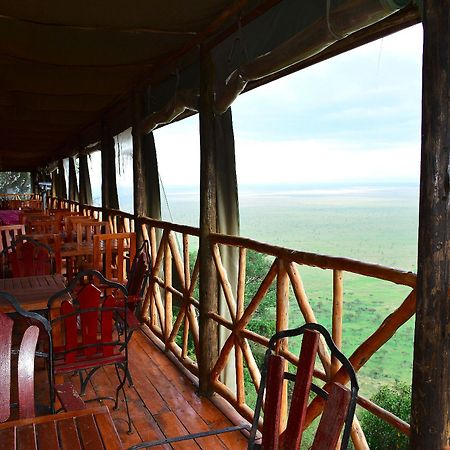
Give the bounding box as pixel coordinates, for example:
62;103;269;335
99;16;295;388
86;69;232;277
48;269;132;433
127;323;358;450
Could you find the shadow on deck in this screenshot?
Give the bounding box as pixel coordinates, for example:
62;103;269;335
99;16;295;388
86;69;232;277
41;328;249;449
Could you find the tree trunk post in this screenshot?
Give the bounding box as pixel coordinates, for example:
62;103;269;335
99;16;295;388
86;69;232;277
132;91;147;249
411;2;450;448
101;121;119;214
198;48;219;396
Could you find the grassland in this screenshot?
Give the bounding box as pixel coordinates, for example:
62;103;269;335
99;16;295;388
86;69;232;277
166;182;419;398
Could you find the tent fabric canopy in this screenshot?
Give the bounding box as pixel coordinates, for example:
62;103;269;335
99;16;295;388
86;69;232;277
0;0;417;171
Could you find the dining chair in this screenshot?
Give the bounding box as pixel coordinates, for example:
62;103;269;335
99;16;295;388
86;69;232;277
92;232;136;285
128;323;358;450
21;233;63;275
48;270;132;433
0;224;25;253
0;291;53;422
27;217;59;235
2;236;56;277
125;239;151;315
64;215;97;242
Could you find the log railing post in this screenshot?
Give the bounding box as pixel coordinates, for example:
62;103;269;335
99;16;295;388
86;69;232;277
411;2;450;447
198;47;219;396
331;269;343;377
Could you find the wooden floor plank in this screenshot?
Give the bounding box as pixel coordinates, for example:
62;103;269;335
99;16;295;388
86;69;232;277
33;329;248;449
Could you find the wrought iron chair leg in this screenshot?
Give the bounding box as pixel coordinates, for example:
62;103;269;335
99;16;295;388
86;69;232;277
80;366;101;395
114;363;132;434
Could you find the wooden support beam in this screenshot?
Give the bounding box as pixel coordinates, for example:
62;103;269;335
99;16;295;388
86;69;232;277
132;91;146;248
68;156;79;202
411;3;450;448
198;48;219;396
101;121;119;212
78;153;93;206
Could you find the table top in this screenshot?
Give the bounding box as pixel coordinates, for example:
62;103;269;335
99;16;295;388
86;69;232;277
0;406;123;449
0;210;22;225
0;274;67;313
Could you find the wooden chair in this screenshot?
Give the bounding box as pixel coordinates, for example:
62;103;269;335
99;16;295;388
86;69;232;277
2;236;56;277
64;215;96;242
127;323;358;450
75;220;110;251
22;233;63;275
48;270;132;432
0;224;25;253
26;217;59;235
92;232;136;285
0;291;53;422
248;323;358;450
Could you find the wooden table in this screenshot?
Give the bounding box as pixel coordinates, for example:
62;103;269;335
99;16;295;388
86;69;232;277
0;274;67;313
0;406;124;449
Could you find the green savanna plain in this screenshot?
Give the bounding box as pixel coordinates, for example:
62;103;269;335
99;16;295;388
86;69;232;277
165;182;419;398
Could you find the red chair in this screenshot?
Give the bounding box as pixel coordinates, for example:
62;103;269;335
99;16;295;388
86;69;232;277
0;291;53;422
127;323;358;449
48;269;132;433
248;323;358;450
2;236;55;277
125;239;151;315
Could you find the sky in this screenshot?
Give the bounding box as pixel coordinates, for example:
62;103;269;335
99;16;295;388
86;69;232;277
90;23;424;194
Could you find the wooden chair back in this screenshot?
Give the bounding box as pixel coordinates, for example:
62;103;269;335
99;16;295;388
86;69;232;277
64;215;95;241
23;233;62;274
7;237;55;277
47;270;131;431
0;291;53;421
126;239;150;312
0;224;25;253
27;217;59;235
49;209;79;232
0;313;39;422
249;323;358;450
75;220;110;250
93;232;136;284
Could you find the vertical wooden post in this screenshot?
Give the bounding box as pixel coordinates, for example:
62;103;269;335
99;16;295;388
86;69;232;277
101;121;119;212
331;269;343;377
57;159;67;200
198;48;219;396
411;2;450;448
78;153;93;206
276;258;289;431
132;91;146;248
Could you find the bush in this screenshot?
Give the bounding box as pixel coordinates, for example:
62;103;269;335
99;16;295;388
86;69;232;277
360;382;411;449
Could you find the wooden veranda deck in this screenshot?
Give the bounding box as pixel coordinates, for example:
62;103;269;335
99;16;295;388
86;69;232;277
36;328;249;449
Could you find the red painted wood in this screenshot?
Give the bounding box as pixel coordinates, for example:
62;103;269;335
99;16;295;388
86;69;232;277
311;382;351;450
0;312;13;422
101;295;114;357
18;325;39;419
78;284;101;357
17;423;37;450
36;422;59;449
0;428;16;449
281;330;319;449
261;354;285;450
34;247;51;276
61;300;77;364
55;382;86;412
21;242;35;277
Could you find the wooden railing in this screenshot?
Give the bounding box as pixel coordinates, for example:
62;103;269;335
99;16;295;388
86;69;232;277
48;197;416;448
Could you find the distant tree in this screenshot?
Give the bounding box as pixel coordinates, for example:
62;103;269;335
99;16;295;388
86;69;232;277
360;382;411;449
0;172;31;194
